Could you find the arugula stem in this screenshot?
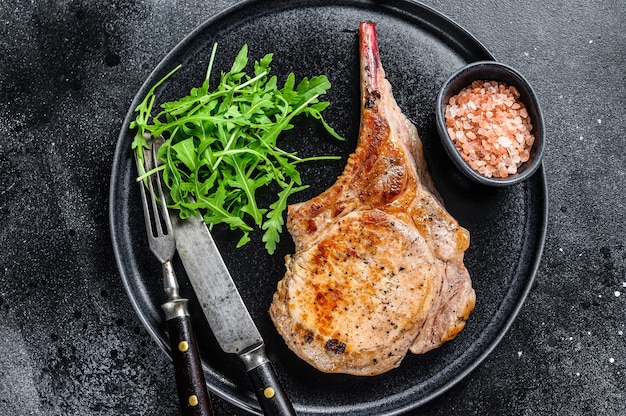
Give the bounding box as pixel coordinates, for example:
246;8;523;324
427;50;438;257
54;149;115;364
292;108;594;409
136;164;165;183
233;71;268;91
205;42;219;83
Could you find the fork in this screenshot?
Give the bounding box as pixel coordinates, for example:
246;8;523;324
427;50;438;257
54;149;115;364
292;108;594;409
136;142;213;416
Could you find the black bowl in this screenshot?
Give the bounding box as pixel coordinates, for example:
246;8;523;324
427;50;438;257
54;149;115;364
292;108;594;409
436;61;545;186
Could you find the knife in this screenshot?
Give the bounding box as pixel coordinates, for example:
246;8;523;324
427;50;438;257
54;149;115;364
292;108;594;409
170;213;297;416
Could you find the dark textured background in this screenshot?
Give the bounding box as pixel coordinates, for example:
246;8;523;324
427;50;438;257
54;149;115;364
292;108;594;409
1;0;624;415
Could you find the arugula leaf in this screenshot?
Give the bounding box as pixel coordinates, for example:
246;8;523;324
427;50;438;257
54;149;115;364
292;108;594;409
171;138;197;171
262;181;307;255
132;43;343;253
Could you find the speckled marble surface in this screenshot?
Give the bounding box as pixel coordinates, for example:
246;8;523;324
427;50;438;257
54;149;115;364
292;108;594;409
1;1;625;415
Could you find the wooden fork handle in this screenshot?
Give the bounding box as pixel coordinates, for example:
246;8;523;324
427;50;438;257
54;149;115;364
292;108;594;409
163;299;213;416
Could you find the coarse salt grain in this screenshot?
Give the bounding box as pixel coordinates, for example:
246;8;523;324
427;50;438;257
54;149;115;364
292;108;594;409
444;80;535;178
497;136;511;147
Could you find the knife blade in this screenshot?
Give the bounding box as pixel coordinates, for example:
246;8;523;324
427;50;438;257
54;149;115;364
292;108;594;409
170;213;296;416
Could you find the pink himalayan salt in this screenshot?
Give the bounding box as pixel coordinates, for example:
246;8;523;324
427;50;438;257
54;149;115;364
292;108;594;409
444;80;535;178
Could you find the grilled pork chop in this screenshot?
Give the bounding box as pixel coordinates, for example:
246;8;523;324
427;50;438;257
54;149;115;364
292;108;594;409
269;22;475;376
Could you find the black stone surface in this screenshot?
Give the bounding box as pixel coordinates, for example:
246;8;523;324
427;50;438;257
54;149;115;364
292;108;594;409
1;1;624;415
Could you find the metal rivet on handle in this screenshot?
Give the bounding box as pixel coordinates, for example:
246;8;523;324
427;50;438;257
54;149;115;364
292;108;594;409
263;387;275;399
188;395;198;406
178;341;189;352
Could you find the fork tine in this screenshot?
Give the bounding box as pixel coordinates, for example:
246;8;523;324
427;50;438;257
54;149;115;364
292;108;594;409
140;144;163;239
147;163;164;237
151;143;173;237
137;160;154;237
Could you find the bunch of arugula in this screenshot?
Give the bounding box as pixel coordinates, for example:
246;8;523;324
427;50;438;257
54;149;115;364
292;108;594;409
131;43;343;254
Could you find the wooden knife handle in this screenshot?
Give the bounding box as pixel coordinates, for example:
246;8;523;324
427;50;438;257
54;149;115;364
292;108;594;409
163;299;213;416
241;346;297;416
